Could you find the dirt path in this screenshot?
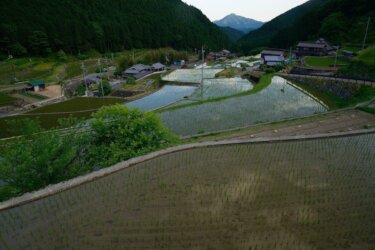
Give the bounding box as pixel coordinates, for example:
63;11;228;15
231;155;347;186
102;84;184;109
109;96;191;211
235;109;375;139
40;85;62;98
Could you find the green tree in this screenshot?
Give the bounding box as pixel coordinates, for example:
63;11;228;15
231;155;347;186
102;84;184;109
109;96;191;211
319;12;348;43
9;42;27;56
57;49;67;61
6;118;43;136
0;122;90;197
126;77;136;85
86;105;177;167
98;80;112;96
28;30;51;55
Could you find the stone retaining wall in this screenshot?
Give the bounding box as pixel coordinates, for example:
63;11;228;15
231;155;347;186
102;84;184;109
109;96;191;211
280;73;375;100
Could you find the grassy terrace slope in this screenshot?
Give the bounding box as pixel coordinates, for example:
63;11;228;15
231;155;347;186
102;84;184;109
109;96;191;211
0;133;374;249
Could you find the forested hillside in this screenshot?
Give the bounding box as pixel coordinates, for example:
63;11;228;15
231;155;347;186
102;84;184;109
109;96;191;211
219;27;245;42
0;0;229;57
238;0;375;52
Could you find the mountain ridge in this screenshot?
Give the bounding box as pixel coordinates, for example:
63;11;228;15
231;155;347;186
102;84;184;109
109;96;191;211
238;0;375;52
214;14;264;33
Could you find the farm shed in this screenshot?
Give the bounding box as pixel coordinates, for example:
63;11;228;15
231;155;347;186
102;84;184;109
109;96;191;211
263;55;285;66
152;63;166;72
28;80;46;92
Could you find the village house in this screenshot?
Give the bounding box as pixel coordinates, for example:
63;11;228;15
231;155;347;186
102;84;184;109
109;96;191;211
295;38;337;58
123;64;152;80
296;42;327;57
315;38;336;53
220;49;231;57
260;49;285;66
207;52;219;61
263;55;285;66
83;73;102;85
152;63;166;72
27;80;46;92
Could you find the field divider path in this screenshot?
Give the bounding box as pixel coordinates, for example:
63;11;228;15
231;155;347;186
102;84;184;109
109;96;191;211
1;128;374;211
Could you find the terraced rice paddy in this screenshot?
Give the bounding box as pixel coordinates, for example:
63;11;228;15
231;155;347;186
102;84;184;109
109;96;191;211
126;85;197;111
161;76;328;136
0;97;123;138
0;133;374;249
191;78;253;99
161;69;223;83
0;93;18;107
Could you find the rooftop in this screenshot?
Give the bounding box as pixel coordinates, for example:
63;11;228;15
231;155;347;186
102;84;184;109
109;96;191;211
261;50;284;56
297;42;326;49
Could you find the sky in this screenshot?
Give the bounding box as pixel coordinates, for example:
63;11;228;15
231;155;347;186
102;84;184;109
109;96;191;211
183;0;309;22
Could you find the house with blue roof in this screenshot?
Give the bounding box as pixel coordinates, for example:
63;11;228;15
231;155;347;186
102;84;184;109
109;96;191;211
28;80;46;92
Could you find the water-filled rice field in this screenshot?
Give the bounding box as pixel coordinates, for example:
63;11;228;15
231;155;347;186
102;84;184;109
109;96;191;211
191;78;253;99
126;85;197;111
0;133;374;249
161;69;223;83
0;97;123;138
161;76;328;136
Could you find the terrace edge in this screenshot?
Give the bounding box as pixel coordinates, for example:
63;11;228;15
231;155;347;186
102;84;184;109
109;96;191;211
1;129;375;211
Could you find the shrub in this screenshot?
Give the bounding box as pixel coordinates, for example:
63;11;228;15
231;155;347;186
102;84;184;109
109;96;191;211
0;106;177;201
86;105;177;167
98;80;112;96
126;77;136;85
0;121;90;197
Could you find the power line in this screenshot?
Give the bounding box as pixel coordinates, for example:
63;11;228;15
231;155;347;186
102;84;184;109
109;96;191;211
362;17;371;50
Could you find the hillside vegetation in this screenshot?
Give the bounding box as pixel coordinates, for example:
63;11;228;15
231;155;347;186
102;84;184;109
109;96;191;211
338;46;375;80
0;0;229;57
238;0;375;52
219;27;245;42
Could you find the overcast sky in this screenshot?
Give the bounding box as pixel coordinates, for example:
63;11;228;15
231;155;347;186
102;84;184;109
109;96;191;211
183;0;309;22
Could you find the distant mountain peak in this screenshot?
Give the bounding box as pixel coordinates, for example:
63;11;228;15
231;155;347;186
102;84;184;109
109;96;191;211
214;14;264;33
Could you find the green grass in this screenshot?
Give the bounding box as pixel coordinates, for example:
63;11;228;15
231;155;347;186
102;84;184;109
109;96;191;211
355;46;375;64
20;92;48;100
215;68;239;78
0;97;124;138
304;56;349;68
289;76;375;109
157;74;274;112
356;106;375;114
0;93;18;106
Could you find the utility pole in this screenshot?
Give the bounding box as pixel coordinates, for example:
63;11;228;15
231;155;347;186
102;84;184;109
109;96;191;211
362;17;371;50
81;62;88;96
98;58;104;96
201;46;204;98
8;52;16;82
334;49;338;68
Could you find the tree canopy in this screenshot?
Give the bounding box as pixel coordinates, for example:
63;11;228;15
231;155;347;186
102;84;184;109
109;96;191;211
0;0;229;57
237;0;375;52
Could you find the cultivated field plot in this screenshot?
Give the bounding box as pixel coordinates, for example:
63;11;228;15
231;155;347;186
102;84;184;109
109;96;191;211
161;76;328;136
0;97;123;138
0;133;374;249
161;69;223;83
191;78;253;99
127;85;197;111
